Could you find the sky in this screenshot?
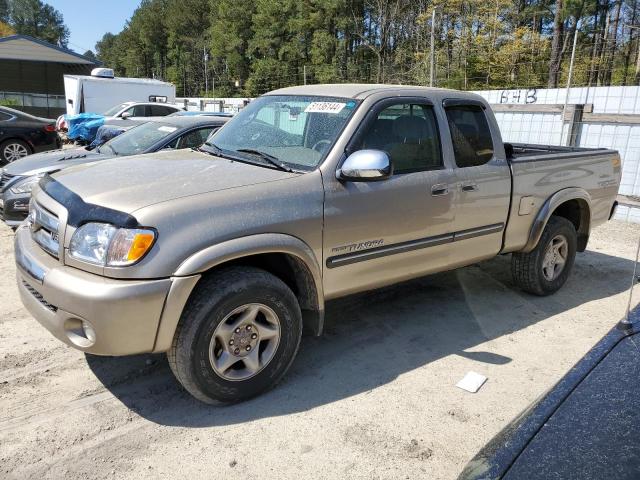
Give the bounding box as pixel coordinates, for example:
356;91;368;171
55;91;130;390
48;0;141;54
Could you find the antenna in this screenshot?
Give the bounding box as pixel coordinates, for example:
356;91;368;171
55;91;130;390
620;234;640;329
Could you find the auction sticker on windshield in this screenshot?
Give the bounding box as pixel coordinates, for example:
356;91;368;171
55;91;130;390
158;126;177;133
304;102;346;114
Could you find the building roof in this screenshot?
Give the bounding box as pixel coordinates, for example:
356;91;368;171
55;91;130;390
0;34;100;65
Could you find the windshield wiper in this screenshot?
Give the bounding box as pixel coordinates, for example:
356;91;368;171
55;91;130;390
236;149;294;172
198;142;242;162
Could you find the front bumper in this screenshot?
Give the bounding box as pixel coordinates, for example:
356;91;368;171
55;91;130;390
14;225;173;355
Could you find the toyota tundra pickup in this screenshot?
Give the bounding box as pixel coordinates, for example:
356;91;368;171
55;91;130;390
13;84;621;404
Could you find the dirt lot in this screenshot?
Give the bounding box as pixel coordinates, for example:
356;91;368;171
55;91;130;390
0;220;638;480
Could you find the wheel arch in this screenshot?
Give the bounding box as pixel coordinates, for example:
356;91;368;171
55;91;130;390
153;234;324;352
0;136;34;153
522;188;592;253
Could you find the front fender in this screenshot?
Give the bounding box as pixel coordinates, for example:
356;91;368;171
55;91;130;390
173;233;322;281
522;187;592;253
152;234;325;352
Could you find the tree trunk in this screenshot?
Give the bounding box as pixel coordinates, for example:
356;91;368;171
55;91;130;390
622;1;638;85
597;13;610;85
602;0;622;85
548;0;564;88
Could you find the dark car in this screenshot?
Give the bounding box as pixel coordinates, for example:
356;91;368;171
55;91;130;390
169;111;234;117
0;115;228;226
459;304;640;480
0;106;61;165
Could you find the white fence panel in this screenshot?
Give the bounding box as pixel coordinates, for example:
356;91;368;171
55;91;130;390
475;86;640;223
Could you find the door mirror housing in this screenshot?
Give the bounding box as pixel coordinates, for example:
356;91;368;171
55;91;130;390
337;150;392;182
120;111;132;119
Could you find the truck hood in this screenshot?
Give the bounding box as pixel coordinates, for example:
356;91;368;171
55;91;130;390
4;147;109;176
51;149;301;214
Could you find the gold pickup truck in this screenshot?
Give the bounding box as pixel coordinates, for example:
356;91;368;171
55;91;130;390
14;84;621;404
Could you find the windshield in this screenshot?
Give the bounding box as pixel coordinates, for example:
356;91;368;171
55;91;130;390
101;121;177;156
103;103;130;116
209;95;359;170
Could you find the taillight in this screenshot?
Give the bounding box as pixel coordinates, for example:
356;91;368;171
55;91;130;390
43;124;56;132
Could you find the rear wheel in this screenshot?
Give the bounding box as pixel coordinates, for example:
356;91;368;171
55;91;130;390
0;139;31;164
168;266;302;404
511;216;577;296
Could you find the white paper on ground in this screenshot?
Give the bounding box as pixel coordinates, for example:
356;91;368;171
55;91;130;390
456;371;488;393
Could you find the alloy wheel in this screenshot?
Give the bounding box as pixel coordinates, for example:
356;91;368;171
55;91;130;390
542;234;569;281
3;143;29;162
209;303;281;381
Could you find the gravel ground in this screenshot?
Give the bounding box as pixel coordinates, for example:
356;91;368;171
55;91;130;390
0;219;639;480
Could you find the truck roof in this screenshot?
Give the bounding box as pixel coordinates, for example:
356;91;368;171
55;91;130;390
266;83;481;101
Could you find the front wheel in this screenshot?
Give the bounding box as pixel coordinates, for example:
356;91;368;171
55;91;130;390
511;216;577;296
168;266;302;404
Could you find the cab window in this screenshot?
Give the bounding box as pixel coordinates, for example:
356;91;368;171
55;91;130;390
358;103;442;174
444;105;494;167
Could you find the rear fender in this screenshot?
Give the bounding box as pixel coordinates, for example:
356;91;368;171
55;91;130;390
522;188;591;253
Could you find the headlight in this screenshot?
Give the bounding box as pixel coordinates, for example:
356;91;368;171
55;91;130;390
10;174;44;195
69;222;156;267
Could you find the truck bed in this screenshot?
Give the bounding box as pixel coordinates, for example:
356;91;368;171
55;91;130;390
508;143;615;161
502;142;620;253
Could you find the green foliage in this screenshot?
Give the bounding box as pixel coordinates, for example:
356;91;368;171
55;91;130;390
82;49;96;61
0;98;19;106
0;20;14;36
0;0;8;22
6;0;69;46
94;0;640;97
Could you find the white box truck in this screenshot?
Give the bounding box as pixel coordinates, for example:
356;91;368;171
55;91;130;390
63;68;176;115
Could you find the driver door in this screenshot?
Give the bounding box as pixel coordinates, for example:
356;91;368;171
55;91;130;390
322;99;457;299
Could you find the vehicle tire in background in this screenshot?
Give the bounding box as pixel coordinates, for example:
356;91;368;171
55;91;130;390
0;139;31;164
168;266;302;404
511;216;577;296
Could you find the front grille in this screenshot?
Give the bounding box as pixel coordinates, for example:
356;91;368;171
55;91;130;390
0;172;15;191
22;281;58;312
30;203;60;259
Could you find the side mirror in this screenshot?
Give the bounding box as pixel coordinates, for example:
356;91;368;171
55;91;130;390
337;150;392;182
120;111;132;119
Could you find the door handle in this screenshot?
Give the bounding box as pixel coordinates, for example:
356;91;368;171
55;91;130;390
461;183;479;192
431;184;449;196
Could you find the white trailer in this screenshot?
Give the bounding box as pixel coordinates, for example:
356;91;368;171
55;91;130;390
63;68;175;115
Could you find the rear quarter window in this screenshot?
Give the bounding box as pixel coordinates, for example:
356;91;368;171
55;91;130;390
445;105;494;168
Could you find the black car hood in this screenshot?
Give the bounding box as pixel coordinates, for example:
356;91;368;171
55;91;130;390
459;310;640;480
3;147;110;176
502;330;640;480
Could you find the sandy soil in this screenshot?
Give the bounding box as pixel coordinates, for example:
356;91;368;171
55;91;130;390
0;220;639;480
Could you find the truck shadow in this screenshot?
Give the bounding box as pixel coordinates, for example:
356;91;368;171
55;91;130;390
85;249;635;427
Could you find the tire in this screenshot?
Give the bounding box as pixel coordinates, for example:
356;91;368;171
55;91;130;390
511;216;577;296
0;139;31;165
168;266;302;404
